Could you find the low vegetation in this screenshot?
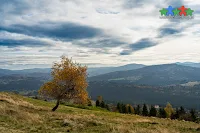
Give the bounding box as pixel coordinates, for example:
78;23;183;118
1;92;200;133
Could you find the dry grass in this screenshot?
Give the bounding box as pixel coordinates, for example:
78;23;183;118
0;92;200;133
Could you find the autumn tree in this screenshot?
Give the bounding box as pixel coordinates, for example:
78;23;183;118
128;104;135;114
39;56;88;111
164;102;174;118
97;96;103;103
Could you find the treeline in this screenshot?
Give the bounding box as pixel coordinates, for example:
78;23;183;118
95;96;198;123
117;102;198;122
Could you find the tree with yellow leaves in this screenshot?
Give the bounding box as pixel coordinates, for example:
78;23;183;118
39;56;88;111
164;102;174;118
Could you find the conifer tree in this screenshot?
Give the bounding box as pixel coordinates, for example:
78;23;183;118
159;108;167;118
96;100;100;107
142;104;149;116
122;104;126;113
190;109;197;122
117;103;123;113
135;105;141;115
179;106;185;115
149;105;157;117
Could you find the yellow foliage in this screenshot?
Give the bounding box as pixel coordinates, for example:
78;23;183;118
39;56;88;104
164;102;174;118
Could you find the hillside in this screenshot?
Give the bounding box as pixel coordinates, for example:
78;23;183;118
88;64;145;77
177;62;200;68
89;64;200;86
0;93;200;133
87;81;200;109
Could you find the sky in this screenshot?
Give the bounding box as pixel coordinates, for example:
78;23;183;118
0;0;200;70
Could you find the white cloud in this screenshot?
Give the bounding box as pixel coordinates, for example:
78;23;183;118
0;0;200;69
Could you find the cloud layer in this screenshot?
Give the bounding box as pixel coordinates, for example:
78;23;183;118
0;0;200;69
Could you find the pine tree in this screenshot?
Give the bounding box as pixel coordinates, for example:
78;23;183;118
149;106;157;117
117;103;123;113
142;104;149;116
159;108;167;118
96;100;100;107
135;105;140;115
122;104;126;113
190;109;197;122
179;106;185;115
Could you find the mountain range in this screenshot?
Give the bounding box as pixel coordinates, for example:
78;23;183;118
89;63;200;86
1;62;200;109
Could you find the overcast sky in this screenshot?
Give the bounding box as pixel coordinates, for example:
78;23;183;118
0;0;200;70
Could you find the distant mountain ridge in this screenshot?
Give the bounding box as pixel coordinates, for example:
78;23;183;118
1;62;200;77
0;68;51;77
0;63;145;77
176;62;200;68
89;64;200;86
87;63;146;77
1;63;200;109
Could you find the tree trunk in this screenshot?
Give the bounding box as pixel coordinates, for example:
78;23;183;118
52;99;60;111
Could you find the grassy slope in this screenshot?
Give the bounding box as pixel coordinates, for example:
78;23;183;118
0;93;200;133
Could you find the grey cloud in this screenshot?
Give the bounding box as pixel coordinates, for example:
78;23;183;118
158;28;181;37
0;0;30;14
0;22;102;40
0;38;50;47
73;37;125;48
129;38;157;50
120;38;157;55
120;50;132;55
